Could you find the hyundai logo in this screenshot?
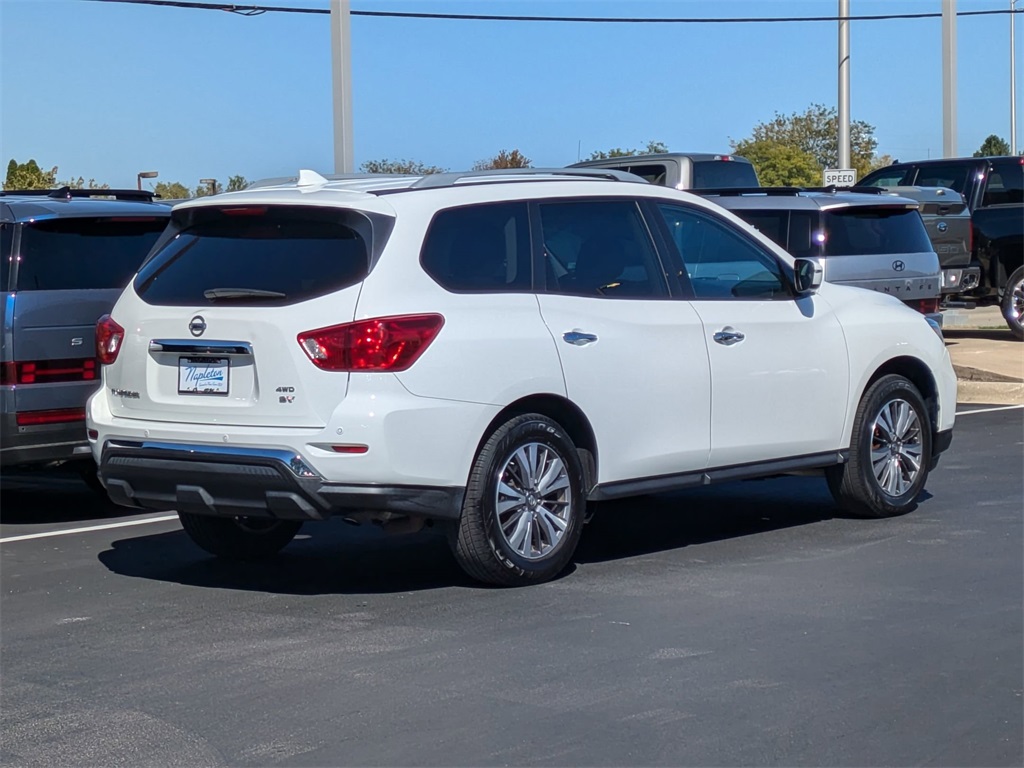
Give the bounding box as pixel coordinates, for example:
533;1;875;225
189;315;207;337
892;260;906;272
936;221;948;233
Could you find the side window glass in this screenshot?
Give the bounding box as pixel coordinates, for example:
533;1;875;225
657;204;788;300
861;168;912;187
624;164;669;186
915;164;970;195
538;199;666;299
0;224;11;290
983;160;1024;206
421;202;531;293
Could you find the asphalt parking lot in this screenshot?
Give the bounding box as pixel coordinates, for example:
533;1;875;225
1;404;1021;767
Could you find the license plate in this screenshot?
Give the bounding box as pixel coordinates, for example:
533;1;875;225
178;357;229;395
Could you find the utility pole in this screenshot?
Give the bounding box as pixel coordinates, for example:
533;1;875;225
942;0;958;157
838;0;851;170
330;0;354;174
1012;0;1018;155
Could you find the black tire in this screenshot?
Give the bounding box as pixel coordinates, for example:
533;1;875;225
826;374;932;518
1001;266;1024;341
451;414;586;586
178;513;301;560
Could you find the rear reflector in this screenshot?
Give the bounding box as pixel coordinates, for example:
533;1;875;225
298;314;444;372
331;445;369;454
911;298;940;315
88;429;99;440
97;314;125;365
16;408;86;426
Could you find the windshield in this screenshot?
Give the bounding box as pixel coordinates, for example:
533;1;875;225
16;216;167;291
134;205;372;306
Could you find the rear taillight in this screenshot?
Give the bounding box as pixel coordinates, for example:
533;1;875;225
1;358;97;385
97;314;125;365
911;298;940;315
298;314;444;372
16;408;86;426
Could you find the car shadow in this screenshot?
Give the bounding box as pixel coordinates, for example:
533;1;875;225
97;476;861;595
0;468;139;525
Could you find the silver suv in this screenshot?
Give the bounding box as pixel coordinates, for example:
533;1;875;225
570;152;759;189
1;188;169;480
697;187;942;322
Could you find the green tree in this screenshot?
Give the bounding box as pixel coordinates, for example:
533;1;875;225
154;181;192;200
225;174;249;192
360;159;447;175
731;103;879;179
974;134;1011;157
587;140;668;161
4;158;57;190
194;180;222;197
731;140;820;187
473;149;532;170
57;176;110;190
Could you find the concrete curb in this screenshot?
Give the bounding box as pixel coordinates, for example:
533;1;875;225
956;380;1024;406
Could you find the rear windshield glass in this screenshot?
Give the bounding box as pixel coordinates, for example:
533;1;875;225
691;161;759;189
134;206;370;306
17;216;167;291
822;208;932;256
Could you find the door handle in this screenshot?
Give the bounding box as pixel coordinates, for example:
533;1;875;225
563;330;598;346
713;327;745;346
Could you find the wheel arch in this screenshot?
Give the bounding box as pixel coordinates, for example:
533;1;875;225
861;355;940;433
474;394;599;493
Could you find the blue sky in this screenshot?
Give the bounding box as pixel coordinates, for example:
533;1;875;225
1;0;1021;190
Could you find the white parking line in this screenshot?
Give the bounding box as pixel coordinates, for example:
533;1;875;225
0;514;179;544
956;404;1024;416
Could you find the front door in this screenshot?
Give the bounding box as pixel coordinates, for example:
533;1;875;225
654;202;850;468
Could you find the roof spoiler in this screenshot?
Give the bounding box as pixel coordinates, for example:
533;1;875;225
0;187;156;202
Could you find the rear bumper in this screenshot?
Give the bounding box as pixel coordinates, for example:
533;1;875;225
0;415;91;468
98;440;464;521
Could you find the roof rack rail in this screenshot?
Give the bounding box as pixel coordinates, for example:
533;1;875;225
0;187;156;202
697;185;888;197
696;187;804;196
408;167;646;189
803;185;887;195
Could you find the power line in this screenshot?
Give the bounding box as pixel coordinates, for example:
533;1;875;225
82;0;1024;23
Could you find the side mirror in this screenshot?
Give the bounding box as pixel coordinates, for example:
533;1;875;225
793;258;823;295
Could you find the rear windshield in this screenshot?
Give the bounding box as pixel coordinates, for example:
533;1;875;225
822;207;932;256
16;216;167;291
134;206;371;306
691;161;759;189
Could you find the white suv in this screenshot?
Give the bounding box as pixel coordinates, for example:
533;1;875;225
87;169;957;586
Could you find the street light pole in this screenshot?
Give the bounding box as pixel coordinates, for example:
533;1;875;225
330;0;354;174
942;0;958;157
137;170;158;190
838;0;851;171
1012;0;1018;155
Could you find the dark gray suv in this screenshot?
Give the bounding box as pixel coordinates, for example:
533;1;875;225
1;188;169;476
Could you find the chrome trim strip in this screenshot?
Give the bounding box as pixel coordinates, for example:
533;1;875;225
149;339;253;355
104;440;320;478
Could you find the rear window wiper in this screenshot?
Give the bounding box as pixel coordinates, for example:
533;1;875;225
203;288;287;300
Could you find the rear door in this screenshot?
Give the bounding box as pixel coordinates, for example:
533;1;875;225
533;198;712;484
9;215;166;413
103;204;388;428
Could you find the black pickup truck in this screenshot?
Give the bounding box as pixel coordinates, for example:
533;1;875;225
860;156;1024;339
